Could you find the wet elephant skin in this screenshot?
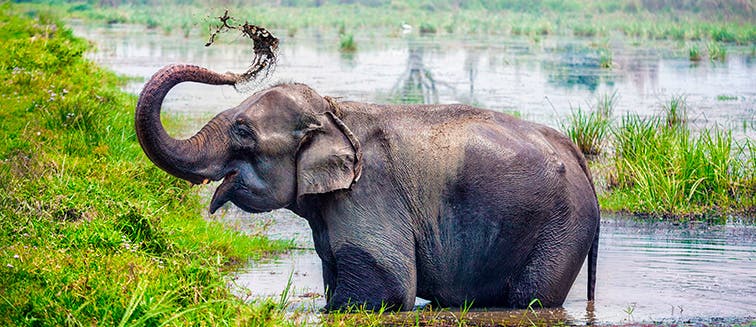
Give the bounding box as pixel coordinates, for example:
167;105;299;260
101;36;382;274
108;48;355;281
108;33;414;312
135;64;600;311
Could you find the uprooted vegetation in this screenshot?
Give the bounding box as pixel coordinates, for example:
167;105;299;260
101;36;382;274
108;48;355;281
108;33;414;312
205;10;279;86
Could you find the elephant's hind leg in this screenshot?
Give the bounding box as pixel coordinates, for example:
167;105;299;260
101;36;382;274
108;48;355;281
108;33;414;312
506;219;595;308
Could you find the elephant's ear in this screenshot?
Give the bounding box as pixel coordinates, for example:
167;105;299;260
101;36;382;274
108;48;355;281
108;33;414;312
296;111;362;199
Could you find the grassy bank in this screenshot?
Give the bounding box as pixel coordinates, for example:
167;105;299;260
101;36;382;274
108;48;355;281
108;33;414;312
0;5;295;325
564;95;755;221
12;0;756;45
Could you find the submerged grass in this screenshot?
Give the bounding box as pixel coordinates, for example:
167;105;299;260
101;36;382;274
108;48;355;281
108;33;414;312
322;300;567;326
0;5;293;325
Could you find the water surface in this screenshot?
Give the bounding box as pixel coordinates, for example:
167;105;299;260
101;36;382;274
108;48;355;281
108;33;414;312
75;22;755;140
219;207;755;325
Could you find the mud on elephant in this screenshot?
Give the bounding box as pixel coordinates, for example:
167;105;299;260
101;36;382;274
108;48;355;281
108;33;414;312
135;64;600;311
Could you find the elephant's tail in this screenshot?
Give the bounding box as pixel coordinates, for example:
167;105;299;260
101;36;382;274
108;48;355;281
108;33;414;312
587;220;599;301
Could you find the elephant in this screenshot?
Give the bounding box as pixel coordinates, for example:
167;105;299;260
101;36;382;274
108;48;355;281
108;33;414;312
135;64;600;311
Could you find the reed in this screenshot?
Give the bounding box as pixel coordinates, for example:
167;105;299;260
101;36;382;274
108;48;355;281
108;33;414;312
604;110;754;219
689;44;702;61
561;92;616;156
707;42;727;61
339;33;357;53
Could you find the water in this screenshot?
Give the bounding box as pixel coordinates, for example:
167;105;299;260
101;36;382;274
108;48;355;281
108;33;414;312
74;22;756;139
218;207;755;325
73;22;756;324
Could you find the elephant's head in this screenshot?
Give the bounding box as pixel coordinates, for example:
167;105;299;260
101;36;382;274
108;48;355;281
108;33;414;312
135;64;362;214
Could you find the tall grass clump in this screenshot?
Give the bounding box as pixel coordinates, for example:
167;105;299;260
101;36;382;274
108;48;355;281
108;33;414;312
689;44;702;61
598;47;613;68
0;6;293;325
562;92;616;156
339;32;357;53
603;99;755;219
707;42;727;61
662;94;688;127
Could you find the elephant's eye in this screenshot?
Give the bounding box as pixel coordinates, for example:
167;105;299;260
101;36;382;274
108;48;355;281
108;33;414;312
232;122;257;148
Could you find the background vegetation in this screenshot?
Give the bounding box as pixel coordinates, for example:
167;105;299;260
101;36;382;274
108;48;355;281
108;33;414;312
9;0;756;45
0;5;294;325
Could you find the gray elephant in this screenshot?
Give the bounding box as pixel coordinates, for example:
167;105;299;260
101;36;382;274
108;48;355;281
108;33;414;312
135;64;600;311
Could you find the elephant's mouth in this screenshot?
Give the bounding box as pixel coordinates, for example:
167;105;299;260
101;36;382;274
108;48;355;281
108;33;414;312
209;170;273;214
209;171;238;214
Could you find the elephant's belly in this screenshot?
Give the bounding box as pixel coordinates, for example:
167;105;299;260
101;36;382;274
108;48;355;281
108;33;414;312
417;264;517;307
415;237;535;307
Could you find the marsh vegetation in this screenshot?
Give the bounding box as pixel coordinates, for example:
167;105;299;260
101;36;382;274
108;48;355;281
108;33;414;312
564;95;755;219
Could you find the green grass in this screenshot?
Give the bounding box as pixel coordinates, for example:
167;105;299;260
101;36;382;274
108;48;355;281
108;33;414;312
717;94;738;101
707;41;728;61
563;92;755;220
339;33;357;53
322;299;567;326
11;1;756;45
689;44;702;61
598;47;613;68
0;5;294;325
562;92;616;156
600;97;755;220
662;94;688;127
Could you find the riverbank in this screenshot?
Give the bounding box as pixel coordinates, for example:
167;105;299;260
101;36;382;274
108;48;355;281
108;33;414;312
0;6;294;325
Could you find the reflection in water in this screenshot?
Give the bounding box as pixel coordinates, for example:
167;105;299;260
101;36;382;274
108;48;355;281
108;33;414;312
75;23;755;141
390;41;438;104
544;44;609;91
462;49;480;105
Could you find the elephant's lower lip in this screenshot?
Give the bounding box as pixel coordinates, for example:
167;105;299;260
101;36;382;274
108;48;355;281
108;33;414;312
209;171;238;214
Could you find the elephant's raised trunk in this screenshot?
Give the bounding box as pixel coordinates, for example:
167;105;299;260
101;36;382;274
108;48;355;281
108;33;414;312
135;64;239;184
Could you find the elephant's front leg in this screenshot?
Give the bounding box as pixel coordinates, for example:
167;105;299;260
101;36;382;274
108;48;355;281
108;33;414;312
325;241;416;312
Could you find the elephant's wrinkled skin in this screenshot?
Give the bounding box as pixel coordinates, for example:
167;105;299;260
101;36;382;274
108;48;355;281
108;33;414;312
135;64;600;311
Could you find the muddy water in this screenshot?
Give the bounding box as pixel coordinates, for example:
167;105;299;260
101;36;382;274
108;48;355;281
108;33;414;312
72;22;756;324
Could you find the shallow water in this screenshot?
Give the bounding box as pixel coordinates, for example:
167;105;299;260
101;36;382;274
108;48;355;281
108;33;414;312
72;22;756;324
74;22;755;140
219;207;755;324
